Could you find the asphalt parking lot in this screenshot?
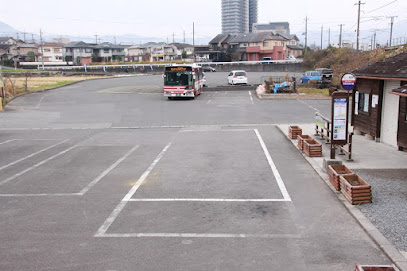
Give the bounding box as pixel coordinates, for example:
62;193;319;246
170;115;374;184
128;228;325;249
0;74;392;270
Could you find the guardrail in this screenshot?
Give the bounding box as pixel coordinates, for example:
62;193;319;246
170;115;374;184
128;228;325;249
38;59;303;70
315;112;353;161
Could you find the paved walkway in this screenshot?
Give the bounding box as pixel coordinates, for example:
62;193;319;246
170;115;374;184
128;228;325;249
278;123;407;271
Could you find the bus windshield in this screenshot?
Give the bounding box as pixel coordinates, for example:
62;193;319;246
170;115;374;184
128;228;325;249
165;72;193;86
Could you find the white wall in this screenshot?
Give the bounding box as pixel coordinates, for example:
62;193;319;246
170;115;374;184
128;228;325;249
381;80;401;148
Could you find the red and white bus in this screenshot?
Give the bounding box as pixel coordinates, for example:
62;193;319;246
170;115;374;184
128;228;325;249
163;64;204;99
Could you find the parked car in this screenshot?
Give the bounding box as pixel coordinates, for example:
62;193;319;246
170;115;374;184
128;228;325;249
227;70;248;85
315;68;333;88
300;71;321;83
202;66;216;72
286;55;297;60
202;73;207;87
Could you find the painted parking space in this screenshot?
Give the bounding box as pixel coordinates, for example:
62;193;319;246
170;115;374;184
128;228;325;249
0;145;138;196
0;139;68;171
96;128;292;238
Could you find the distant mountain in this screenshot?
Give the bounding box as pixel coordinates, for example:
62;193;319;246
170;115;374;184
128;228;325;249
0;21;19;37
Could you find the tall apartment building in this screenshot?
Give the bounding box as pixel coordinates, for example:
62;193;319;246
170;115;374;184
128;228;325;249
221;0;258;34
248;0;258;33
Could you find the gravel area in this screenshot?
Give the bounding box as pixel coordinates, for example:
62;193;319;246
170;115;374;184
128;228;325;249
353;169;407;252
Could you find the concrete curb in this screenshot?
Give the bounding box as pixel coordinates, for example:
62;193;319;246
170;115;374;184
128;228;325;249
257;93;331;100
276;125;407;271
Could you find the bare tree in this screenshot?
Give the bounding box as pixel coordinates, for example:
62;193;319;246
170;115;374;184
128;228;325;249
24;72;32;92
3;73;16;97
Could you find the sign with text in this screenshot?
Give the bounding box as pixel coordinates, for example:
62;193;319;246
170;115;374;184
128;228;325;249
331;91;349;145
341;73;357;91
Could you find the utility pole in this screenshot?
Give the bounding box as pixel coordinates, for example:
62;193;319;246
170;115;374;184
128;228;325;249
373;31;376;50
23;31;27;42
114;36;116;44
94;34;99;44
328;27;331;48
355;1;365;52
320;25;323;49
304;16;308;54
40;29;44;70
31;34;34;43
173;32;175;43
193;22;196;63
388;16;397;47
339;24;344;48
183;30;186;44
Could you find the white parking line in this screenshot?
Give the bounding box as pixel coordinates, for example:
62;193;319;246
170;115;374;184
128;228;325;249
35;95;47;109
207;100;211;104
0;193;81;197
254;129;291;201
249;91;254;104
128;198;289;202
0;145;77;186
0;140;70;171
100;233;299;238
0;139;17;145
94;143;172;237
79;145;139;195
297;99;319;112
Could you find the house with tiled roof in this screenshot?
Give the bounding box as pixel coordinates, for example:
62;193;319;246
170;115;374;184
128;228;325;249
208;32;303;61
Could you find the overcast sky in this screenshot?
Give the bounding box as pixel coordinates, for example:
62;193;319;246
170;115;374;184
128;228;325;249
0;0;406;45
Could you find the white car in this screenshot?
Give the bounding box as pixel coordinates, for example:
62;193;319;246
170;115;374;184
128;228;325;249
227;70;248;85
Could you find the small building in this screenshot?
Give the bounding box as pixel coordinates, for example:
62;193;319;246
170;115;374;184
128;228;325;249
170;43;194;59
93;42;128;62
352;51;407;150
40;43;64;62
127;45;150;62
63;41;95;65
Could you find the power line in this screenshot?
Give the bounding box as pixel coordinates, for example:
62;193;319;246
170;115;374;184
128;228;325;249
365;0;398;14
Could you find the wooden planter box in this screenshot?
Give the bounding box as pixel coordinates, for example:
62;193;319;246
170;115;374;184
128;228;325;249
328;164;353;191
289;126;302;139
297;135;312;151
340;174;372;205
303;139;322;157
355;264;400;271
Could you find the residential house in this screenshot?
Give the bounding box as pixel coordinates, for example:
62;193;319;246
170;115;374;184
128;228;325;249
170;43;194;59
145;43;177;62
0;37;18;45
0;43;11;62
209;34;234;51
352;51;407;150
0;37;39;63
40;43;64;62
209;32;302;61
93;42;129;62
278;33;303;58
8;43;39;62
194;46;213;62
63;41;95;65
127;45;150;62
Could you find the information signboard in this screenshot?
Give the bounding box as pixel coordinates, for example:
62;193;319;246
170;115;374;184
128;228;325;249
331;91;349;145
333;97;347;141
